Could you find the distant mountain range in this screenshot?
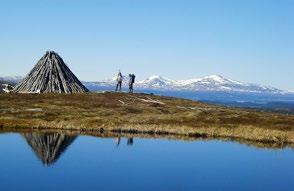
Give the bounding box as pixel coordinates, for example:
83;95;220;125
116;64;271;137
1;74;292;94
83;75;289;94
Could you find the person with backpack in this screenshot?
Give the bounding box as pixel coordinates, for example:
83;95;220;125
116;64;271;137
129;74;136;93
115;71;123;92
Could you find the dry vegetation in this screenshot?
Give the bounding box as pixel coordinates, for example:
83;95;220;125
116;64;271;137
0;92;294;144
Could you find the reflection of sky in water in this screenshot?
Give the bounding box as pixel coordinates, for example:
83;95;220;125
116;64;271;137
0;132;294;191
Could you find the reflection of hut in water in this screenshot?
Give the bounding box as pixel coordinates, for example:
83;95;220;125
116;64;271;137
22;132;76;166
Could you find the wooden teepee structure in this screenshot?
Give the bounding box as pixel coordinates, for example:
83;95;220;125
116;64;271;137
13;51;89;93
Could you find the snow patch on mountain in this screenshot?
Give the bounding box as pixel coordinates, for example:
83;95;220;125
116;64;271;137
137;75;176;88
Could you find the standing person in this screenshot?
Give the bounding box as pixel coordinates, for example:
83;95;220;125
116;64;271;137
115;71;123;92
132;74;136;92
128;74;136;93
128;74;133;93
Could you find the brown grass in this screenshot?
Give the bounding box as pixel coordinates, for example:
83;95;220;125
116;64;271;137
0;92;294;144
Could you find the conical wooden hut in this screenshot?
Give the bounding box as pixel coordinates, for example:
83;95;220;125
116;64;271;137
13;51;89;93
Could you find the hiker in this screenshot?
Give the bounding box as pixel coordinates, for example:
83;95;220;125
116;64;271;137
115;71;123;92
128;74;136;93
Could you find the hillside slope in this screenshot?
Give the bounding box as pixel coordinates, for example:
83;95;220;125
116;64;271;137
0;92;294;144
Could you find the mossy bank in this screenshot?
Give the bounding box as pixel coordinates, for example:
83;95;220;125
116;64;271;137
0;92;294;144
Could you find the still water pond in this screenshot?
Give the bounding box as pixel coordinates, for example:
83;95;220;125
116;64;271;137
0;131;293;191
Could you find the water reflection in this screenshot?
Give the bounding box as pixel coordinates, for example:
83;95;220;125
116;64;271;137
115;137;121;146
21;132;135;166
22;132;77;166
0;129;293;167
1;130;294;191
115;137;134;147
127;138;134;145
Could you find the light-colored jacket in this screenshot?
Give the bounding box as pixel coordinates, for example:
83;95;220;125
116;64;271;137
117;73;123;82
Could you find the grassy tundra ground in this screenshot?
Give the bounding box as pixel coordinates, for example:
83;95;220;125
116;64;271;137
0;92;294;144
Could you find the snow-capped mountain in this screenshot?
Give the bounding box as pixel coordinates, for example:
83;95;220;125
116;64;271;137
85;74;285;94
136;75;176;88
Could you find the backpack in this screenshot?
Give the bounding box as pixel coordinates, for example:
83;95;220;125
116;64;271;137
132;74;136;83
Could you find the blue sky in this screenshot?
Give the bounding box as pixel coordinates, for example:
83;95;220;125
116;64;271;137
0;0;293;90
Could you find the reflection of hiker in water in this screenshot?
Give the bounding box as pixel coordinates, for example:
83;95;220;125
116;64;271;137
115;137;121;147
127;138;133;145
115;71;123;92
114;137;134;147
128;74;136;93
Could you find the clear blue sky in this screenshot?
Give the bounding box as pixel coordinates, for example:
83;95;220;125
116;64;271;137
0;0;293;90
